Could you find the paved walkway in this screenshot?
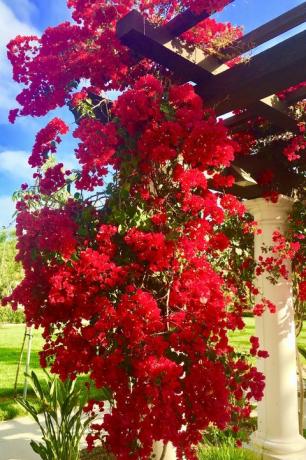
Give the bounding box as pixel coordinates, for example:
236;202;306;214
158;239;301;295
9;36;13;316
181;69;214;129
1;406;306;460
0;416;41;460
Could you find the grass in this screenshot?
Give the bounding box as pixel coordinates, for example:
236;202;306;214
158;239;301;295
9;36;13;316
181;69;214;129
229;317;306;364
79;444;256;460
0;324;44;421
0;324;104;421
0;320;305;421
80;446;257;460
197;445;257;460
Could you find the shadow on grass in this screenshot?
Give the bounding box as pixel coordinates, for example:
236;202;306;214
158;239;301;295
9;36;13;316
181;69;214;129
0;393;41;421
0;374;108;421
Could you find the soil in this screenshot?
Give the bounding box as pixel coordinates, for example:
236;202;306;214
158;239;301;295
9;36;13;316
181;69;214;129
80;447;114;460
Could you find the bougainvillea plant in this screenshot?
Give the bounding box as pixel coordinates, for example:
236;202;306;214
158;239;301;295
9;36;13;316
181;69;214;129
3;0;305;459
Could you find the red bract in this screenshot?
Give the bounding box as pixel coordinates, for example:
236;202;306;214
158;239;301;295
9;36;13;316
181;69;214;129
29;118;69;168
73;118;118;190
283;134;306;162
39;163;66;195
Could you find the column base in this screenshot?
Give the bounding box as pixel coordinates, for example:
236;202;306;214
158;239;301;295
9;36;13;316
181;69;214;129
247;431;306;460
152;441;176;459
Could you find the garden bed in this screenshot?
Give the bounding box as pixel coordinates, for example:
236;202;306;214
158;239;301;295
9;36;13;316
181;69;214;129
81;447;113;460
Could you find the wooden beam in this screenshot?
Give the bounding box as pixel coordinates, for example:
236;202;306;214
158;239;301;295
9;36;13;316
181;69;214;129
222;111;252;129
220;2;306;60
117;11;301;131
200;30;306;115
164;40;299;132
117;11;214;85
117;11;304;132
225;141;306;199
118;11;306;113
162;0;234;38
249;98;299;133
117;2;235;46
284;84;306;106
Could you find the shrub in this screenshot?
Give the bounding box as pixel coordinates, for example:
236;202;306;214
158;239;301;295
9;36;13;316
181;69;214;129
17;370;96;460
0;306;25;323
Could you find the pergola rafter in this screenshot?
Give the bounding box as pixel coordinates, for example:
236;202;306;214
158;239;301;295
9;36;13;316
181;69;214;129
219;3;306;60
117;8;306;119
116;2;306;199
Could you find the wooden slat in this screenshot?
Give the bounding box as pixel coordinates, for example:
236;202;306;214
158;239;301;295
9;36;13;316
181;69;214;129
222;110;257;131
116;10;170;44
220;2;306;60
162;0;234;38
200;30;306;115
117;11;302;131
249;99;299;133
117;2;234;46
163;34;299;132
284;84;306;106
117;11;214;85
225;142;306;199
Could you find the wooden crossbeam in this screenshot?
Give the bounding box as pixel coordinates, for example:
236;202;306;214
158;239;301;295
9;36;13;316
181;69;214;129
117;11;214;85
285;85;306;106
224;97;300;133
115;7;306;198
248;99;299;133
117;2;234;47
200;30;306;115
220;2;306;61
117;11;303;131
163;40;299;132
161;0;234;39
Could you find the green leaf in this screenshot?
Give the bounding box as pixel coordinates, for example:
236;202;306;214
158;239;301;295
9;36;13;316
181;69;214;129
298;346;306;360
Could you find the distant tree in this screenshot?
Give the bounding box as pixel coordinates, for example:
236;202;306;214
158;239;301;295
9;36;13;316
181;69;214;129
0;230;23;300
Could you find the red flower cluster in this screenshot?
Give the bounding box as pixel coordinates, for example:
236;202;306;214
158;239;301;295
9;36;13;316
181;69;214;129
39;164;66;195
73;118;118;190
4;77;270;459
283;134;306;162
29;118;69;168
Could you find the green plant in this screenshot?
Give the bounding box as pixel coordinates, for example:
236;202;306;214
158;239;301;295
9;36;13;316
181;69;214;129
0;306;25;323
202;426;237;447
197;445;257;460
0;230;23;300
17;370;96;460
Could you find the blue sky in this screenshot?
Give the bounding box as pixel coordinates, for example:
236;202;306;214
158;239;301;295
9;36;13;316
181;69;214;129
0;0;304;227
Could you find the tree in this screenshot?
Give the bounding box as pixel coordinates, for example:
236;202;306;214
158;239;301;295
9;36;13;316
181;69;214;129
0;230;23;300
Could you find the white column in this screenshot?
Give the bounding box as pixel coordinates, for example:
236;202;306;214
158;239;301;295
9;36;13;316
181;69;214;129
152;441;176;460
246;196;306;460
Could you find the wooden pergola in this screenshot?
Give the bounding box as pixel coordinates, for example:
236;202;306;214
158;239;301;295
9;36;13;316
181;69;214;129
115;2;306;199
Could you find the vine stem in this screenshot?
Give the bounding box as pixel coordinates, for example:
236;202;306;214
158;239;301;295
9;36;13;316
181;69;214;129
14;324;27;398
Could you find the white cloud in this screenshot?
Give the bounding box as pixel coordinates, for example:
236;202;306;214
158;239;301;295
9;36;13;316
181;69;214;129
0;195;16;228
0;0;40;123
0;150;32;181
2;0;38;24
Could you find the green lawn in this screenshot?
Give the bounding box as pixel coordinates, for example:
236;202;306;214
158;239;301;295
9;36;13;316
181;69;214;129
229;317;306;365
0;324;104;420
0;320;305;421
0;324;44;420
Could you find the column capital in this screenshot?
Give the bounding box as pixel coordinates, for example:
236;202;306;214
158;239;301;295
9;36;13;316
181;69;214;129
245;195;294;224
